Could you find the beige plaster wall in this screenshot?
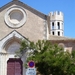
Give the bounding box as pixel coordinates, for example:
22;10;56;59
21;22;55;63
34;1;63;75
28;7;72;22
0;4;46;42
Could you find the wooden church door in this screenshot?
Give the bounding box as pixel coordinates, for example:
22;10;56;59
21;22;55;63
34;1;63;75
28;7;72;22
7;58;23;75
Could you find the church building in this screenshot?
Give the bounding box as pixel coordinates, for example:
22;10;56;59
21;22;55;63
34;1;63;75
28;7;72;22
0;0;75;75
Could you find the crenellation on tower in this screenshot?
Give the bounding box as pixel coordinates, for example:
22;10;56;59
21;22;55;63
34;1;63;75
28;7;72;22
49;11;63;21
49;11;63;16
49;12;53;16
54;11;63;15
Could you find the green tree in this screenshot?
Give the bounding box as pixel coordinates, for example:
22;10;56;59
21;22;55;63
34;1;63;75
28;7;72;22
16;40;75;75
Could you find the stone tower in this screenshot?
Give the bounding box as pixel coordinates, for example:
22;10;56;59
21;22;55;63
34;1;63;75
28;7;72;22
49;11;64;36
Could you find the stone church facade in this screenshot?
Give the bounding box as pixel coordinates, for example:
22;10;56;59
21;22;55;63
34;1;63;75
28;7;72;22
0;0;75;75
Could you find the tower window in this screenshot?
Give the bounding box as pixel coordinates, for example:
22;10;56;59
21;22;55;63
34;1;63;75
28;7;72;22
57;22;60;29
58;31;60;36
52;22;54;30
52;31;54;35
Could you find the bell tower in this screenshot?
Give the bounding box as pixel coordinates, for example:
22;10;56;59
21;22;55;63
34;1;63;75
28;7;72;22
49;11;64;36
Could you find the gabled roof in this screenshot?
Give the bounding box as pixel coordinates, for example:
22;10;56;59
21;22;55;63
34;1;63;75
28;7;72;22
0;30;29;41
0;0;48;19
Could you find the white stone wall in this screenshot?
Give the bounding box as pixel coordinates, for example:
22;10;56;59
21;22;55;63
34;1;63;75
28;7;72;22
0;53;7;75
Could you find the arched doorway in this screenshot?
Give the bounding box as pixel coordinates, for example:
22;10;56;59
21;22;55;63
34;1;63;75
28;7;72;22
4;37;23;75
7;58;23;75
2;36;27;75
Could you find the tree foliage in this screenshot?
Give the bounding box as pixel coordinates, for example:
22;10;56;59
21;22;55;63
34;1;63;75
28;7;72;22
16;40;75;75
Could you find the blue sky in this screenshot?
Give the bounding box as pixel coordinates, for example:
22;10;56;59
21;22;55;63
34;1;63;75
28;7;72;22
0;0;75;38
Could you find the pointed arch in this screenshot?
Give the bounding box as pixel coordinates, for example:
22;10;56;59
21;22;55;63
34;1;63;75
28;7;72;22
3;36;21;53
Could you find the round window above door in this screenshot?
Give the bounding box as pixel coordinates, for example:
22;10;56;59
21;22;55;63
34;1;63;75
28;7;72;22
5;6;27;28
